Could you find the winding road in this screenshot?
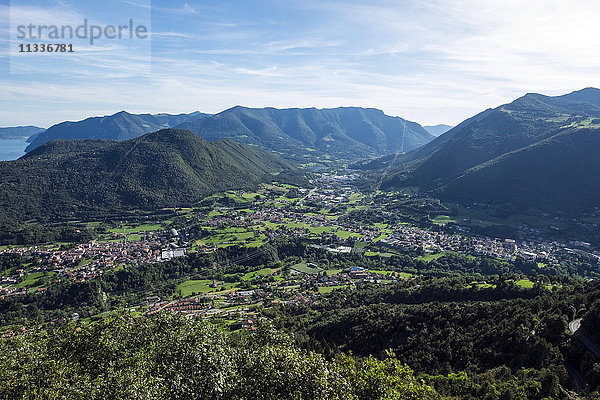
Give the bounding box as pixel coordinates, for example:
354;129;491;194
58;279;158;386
565;318;600;393
565;363;586;393
570;318;600;358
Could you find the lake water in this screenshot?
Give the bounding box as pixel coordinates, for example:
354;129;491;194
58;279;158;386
0;138;29;161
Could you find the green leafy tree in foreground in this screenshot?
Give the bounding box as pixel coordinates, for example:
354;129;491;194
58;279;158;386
0;314;437;400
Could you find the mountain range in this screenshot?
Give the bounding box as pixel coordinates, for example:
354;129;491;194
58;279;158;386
366;88;600;214
0;129;299;224
10;88;600;215
176;106;434;163
25;111;207;152
0;126;45;140
22;107;434;164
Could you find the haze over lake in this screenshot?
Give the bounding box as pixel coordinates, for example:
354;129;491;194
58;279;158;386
0;138;28;161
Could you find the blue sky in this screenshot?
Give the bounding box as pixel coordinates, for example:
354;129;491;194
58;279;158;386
2;0;600;128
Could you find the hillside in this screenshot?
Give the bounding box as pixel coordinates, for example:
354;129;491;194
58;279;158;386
439;126;600;212
0;129;299;224
25;111;207;151
176;106;434;163
0;126;45;140
372;88;600;214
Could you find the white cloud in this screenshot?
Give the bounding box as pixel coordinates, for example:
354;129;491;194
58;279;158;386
182;3;198;16
8;3;83;27
3;0;600;127
150;31;192;39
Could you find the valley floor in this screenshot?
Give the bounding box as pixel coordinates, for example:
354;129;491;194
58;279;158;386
1;171;600;399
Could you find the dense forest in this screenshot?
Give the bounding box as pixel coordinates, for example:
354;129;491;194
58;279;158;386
266;279;595;398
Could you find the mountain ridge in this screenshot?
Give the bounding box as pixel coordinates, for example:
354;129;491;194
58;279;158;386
176;106;435;163
368;88;600;214
25;111;208;151
0;126;45;140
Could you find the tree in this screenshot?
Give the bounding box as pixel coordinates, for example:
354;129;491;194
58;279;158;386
0;314;438;399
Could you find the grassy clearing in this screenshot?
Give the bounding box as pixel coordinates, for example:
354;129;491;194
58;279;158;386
310;226;333;234
335;230;362;239
365;251;396;257
318;285;350;294
370;270;413;279
262;221;280;230
175;279;237;297
241;268;279;281
348;193;363;203
17;271;55;288
262;184;287;194
241;192;261;200
370;270;392;275
244;241;266;248
110;224;164;234
285;222;333;235
417;253;445;262
373;234;388;242
346;206;368;213
561;116;600;129
201;227;265;248
286;222;308;229
515;279;534;289
233;232;255;241
431;215;456;225
325;269;343;276
208;209;223;218
470;282;496;289
291;262;323;275
279;184;298;189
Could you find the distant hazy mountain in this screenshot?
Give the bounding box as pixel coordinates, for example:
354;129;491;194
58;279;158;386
25;111;208;152
368;88;600;214
177;106;435;163
0;126;45;140
1;129;299;223
424;124;453;136
26;130;44;143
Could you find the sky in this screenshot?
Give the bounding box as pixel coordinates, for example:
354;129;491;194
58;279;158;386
2;0;600;128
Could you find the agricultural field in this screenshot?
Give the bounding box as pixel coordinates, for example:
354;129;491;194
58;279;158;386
318;285;351;294
109;223;165;234
240;267;280;281
175;279;237;297
430;215;456;225
17;271;55;291
290;261;323;275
